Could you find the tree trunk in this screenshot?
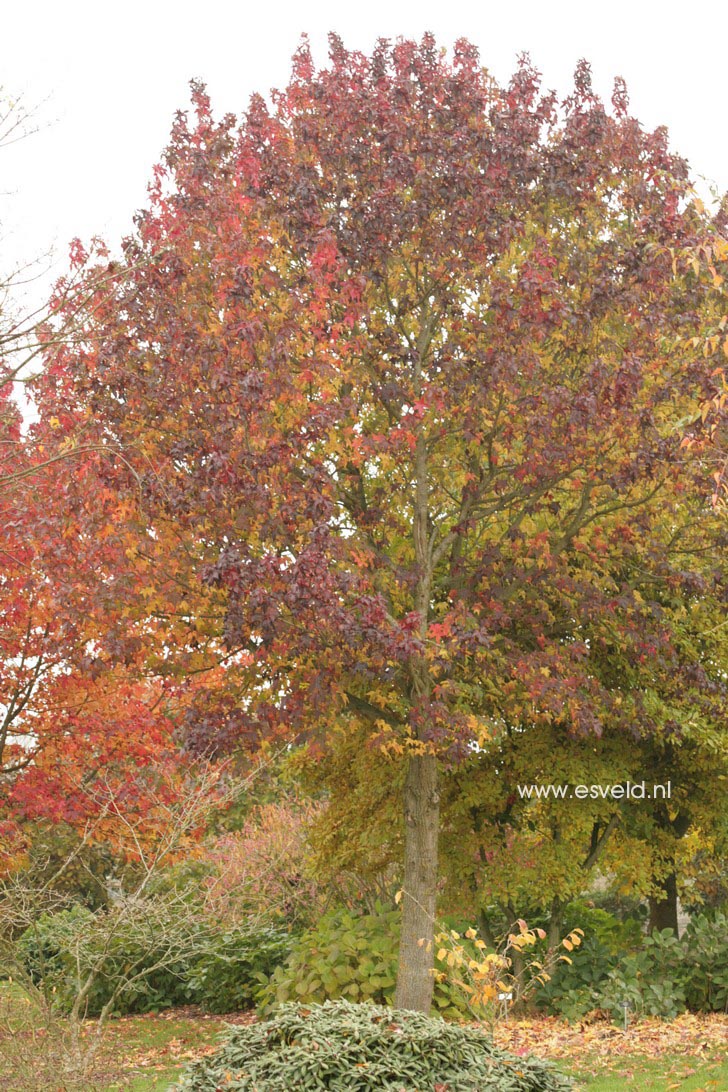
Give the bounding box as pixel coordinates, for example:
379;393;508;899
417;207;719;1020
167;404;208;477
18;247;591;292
649;871;679;935
395;307;439;1012
395;751;439;1012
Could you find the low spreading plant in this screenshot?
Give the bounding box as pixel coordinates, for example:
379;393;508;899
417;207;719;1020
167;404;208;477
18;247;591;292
17;902;199;1016
174;999;574;1091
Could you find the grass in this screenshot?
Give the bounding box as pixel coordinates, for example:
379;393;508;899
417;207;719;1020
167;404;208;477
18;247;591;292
0;981;239;1090
563;1053;728;1090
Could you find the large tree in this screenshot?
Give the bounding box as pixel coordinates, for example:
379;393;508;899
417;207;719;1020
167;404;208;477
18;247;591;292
37;36;725;1010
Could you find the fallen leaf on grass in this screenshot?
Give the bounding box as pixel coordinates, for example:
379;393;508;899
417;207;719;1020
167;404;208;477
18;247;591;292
493;1012;728;1063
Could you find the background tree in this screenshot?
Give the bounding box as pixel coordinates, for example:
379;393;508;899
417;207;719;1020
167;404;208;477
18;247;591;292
35;36;726;1011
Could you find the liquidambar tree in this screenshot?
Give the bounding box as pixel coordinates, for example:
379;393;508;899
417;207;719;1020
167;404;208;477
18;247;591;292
38;36;726;1010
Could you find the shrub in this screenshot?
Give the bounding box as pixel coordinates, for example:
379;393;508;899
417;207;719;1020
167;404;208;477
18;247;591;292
20;824;119;912
597;929;687;1020
260;904;397;1010
532;933;618;1019
559;901;644;954
259;904;475;1019
598;913;728;1020
17;905;195;1015
186;925;294;1013
17;905;95;990
537;911;728;1022
681;911;728;1013
18;907;292;1016
174;999;574;1091
203;800;330;927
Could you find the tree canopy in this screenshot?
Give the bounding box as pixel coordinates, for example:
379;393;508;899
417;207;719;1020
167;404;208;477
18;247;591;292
28;35;727;1010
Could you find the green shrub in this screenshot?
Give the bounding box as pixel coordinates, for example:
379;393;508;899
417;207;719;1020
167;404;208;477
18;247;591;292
17;906;195;1015
559;901;644;955
530;904;640;1019
22;824;120;912
259;904;475;1019
18;908;292;1016
538;912;728;1022
597;929;687;1020
598;913;728;1019
260;904;398;1009
532;933;618;1020
681;911;728;1013
186;925;294;1013
17;904;95;991
174;999;574;1091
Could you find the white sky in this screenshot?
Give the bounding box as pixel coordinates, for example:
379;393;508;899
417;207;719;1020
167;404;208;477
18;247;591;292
2;0;727;316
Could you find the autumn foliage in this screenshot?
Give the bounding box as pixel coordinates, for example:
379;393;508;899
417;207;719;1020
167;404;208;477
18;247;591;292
4;35;727;1010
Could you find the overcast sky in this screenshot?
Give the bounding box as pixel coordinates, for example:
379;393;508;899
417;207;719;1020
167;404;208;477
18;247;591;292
2;0;727;314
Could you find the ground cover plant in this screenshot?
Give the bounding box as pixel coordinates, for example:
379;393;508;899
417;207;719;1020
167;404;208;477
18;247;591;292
173;999;574;1091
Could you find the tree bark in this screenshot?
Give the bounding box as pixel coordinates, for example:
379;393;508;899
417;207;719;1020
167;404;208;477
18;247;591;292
394;307;439;1012
648;871;679;935
395;751;439;1011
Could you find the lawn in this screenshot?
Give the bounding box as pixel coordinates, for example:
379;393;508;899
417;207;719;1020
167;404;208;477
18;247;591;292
1;982;725;1090
495;1012;728;1091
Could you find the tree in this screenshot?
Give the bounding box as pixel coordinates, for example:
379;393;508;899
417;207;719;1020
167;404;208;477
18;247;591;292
36;36;725;1010
675;226;728;507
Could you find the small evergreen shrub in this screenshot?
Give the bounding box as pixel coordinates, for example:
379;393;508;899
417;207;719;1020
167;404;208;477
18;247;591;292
599;914;728;1019
174;999;574;1091
533;933;618;1019
18;905;95;996
560;902;643;954
598;929;687;1020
